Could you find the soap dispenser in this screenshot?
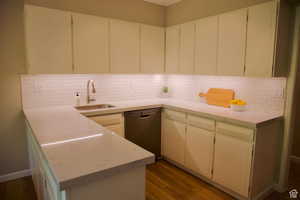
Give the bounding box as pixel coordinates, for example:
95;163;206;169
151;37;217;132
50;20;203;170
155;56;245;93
75;92;80;106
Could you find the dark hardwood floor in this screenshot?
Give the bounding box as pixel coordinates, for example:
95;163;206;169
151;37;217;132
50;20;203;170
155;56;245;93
0;176;36;200
146;160;234;200
0;160;299;200
147;160;300;200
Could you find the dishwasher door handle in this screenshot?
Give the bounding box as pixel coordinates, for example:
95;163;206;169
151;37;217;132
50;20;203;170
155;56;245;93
140;114;151;119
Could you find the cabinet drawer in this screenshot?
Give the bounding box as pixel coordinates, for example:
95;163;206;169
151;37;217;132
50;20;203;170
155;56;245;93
187;115;215;131
105;124;124;137
216;122;254;142
89;113;123;126
164;109;186;123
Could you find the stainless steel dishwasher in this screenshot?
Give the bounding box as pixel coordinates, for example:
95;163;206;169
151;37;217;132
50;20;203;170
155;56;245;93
124;108;161;158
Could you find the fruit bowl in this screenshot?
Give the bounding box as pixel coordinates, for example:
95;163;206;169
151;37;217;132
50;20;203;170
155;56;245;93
230;99;247;112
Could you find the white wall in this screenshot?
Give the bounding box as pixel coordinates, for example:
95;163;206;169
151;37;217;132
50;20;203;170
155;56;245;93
0;0;29;177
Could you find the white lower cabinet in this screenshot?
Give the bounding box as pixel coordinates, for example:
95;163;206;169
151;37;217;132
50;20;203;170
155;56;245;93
162;109;281;200
213;131;253;197
162;118;186;166
185;125;214;178
88;113;125;137
213;123;254;197
26;122;66;200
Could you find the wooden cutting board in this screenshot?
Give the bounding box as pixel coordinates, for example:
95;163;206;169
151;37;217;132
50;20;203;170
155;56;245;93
200;88;235;108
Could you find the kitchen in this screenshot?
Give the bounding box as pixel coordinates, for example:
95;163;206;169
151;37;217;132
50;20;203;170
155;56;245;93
0;0;300;200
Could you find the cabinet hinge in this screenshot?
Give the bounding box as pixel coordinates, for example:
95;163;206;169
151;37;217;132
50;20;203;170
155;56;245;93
211;168;214;176
213;137;216;144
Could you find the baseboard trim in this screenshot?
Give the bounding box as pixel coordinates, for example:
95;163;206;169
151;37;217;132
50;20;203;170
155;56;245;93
253;185;275;200
290;156;300;164
0;169;32;183
273;183;287;193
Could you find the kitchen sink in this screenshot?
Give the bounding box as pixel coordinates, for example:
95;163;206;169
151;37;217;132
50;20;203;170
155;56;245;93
75;104;115;111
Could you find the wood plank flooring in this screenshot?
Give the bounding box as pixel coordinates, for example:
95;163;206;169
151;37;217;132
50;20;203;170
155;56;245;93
146;160;235;200
146;160;300;200
0;160;299;200
0;176;37;200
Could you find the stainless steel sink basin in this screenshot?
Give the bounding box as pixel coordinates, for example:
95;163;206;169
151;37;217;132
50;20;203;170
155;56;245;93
75;104;115;111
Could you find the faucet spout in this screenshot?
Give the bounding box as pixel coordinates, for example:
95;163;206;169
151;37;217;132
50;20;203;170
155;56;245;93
87;80;96;104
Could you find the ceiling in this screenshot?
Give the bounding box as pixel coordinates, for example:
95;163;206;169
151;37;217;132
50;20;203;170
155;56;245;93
143;0;182;6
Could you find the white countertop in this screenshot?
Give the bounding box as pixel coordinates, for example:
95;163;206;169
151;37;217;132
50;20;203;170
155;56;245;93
77;99;283;128
23;98;283;190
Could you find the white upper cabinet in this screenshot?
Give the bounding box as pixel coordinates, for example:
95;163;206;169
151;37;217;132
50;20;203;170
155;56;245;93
179;22;196;74
195;16;218;75
110;20;140;73
25;1;286;76
245;1;277;77
25;5;73;74
141;25;165;73
72;13;110;74
166;26;180;73
217;9;247;76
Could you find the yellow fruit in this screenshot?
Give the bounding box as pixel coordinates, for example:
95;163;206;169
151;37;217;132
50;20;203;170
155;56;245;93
230;99;247;105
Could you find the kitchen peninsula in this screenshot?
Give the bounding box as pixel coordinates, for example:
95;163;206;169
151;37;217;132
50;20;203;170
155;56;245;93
24;105;155;200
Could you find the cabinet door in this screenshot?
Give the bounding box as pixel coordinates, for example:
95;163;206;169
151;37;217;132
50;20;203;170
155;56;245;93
162;118;186;165
213;130;253;197
185;125;214;178
25;5;72;74
166;26;180;73
73;13;109;73
106;124;124;138
141;25;165;73
195;16;218;75
110;20;140;73
179;22;195;74
245;1;277;77
217;9;247;76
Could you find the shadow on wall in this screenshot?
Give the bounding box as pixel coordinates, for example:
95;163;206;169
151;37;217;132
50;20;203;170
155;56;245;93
0;0;28;176
291;49;300;159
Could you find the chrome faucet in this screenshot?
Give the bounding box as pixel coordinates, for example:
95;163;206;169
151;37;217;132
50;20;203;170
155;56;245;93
87;80;96;104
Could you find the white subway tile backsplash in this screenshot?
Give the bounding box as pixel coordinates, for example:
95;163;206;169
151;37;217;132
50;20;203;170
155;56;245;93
21;74;286;113
166;75;286;112
21;74;164;108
